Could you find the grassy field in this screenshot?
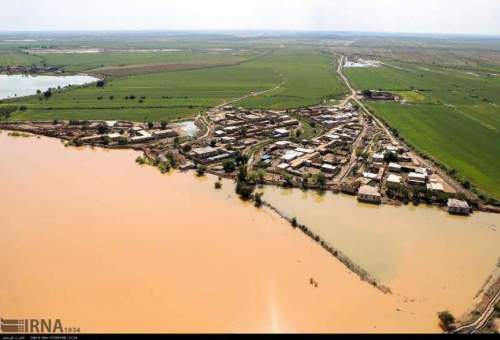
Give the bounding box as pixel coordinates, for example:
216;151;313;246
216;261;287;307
3;49;346;122
5;62;280;122
0;51;42;66
39;50;259;74
346;63;500;200
237;51;347;109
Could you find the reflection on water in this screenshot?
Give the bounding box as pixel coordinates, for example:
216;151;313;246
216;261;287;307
0;131;498;333
0;74;99;100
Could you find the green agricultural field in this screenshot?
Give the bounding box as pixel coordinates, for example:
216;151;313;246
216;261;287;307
3;49;346;122
36;50;259;74
238;51;348;109
5;62;281;122
346;63;500;200
0;51;42;66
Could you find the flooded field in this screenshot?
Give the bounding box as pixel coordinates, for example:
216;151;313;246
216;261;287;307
0;74;99;100
0;131;498;333
258;186;500;322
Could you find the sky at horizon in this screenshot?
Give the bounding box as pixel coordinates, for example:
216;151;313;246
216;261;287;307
1;0;499;35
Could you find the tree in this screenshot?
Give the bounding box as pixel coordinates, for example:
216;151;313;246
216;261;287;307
214;181;222;189
235;165;255;200
196;165;207;177
43;88;52;99
182;144;192;153
255;169;266;184
237;165;248;183
437;311;456;332
313;172;327;190
254;192;264;208
160;120;168;130
302;173;310;188
235;181;254;200
235;152;248;166
223;160;236;173
96;80;105;88
147;121;154;129
384;151;398;163
282;172;294;188
97;124;109;134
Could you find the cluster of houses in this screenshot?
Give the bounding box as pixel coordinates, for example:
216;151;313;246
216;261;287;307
6;99;473;216
260;140;339;179
7;120;182;147
254;105;366;181
295;104;358;128
76;120;179;145
188;146;237;165
346;135;470;214
212;106;299;141
360;90;401;101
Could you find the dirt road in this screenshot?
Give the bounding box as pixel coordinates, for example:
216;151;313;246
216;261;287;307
194;78;286;144
454;288;500;333
335;54;469;197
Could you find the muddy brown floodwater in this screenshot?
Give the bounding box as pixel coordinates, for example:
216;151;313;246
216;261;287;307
0;131;498;333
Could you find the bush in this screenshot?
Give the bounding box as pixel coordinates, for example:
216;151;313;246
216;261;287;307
282;172;294;188
235;152;249;166
214;181;222;189
117;137;128;146
158;162;171;174
235;181;255;200
254;192;264;208
437;311;455;332
313;172;327;190
384;151;398;163
97;124;109;134
223;160;236;173
196;165;207;177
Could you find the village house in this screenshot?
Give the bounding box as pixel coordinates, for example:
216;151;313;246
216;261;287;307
357;185;382;204
447;199;470;215
191;146;221;159
152;129;178;139
387;174;402;185
408;172;427;186
388;162;402;172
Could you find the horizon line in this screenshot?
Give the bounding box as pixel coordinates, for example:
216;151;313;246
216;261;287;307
0;29;499;39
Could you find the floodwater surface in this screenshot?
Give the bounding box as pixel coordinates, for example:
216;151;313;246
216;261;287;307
0;132;498;333
258;186;500;324
0;74;99;99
